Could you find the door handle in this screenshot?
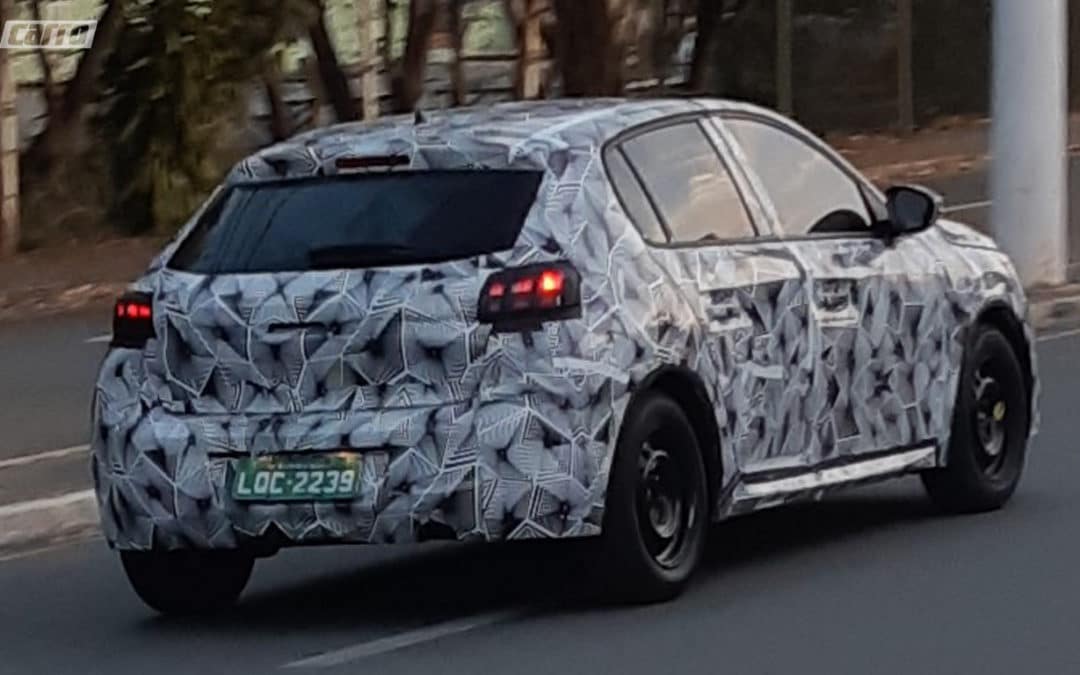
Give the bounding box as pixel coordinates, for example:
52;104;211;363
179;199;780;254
814;279;855;311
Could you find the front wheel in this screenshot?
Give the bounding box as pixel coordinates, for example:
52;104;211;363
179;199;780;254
598;390;709;603
922;325;1030;513
121;550;255;616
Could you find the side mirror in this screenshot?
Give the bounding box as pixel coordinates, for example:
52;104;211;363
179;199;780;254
879;185;942;239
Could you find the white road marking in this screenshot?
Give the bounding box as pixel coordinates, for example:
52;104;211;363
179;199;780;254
0;445;88;471
85;334;112;344
282;610;522;669
942;200;992;215
0;489;95;519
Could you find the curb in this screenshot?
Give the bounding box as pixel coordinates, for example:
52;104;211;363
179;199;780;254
1031;286;1080;335
0;490;99;558
2;290;1080;558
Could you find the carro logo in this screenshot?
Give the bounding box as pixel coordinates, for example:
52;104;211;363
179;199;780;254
0;20;97;50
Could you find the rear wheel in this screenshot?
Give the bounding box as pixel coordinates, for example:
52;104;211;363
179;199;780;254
922;325;1030;513
599;390;708;603
121;550;254;616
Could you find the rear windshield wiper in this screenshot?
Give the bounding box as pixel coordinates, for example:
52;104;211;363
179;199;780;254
307;244;434;269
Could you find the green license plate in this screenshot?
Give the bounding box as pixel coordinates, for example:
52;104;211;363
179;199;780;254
232;454;363;502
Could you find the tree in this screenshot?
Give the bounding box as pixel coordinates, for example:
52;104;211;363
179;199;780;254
307;0;359;121
28;0;59;117
446;0;466;106
389;0;438;111
263;49;292;141
503;0;555;99
0;0;18;256
550;0;627;96
690;0;754;94
98;0;301;235
23;0;123;173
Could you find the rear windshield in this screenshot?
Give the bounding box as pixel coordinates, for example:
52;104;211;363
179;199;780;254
168;170;543;274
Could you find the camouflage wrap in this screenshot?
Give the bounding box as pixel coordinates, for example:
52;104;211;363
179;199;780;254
90;99;1038;551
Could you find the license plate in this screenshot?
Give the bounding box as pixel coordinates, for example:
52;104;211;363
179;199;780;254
232;454;363;502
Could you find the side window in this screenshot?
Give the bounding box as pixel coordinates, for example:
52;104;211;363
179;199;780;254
725;118;871;237
622;122;756;243
605;148;667;242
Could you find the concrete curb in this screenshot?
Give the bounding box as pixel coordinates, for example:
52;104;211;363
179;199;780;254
0;490;99;557
2;289;1080;558
1031;285;1080;335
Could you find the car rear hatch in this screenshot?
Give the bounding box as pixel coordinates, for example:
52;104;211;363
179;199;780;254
154;169;543;415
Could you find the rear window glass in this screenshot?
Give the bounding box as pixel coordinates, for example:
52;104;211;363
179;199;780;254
168;170;543;274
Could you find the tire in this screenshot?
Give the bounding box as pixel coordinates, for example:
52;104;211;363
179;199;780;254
922;325;1030;513
121;550;255;616
599;390;709;603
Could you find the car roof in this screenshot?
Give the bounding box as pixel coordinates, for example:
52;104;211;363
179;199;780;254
227;98;775;184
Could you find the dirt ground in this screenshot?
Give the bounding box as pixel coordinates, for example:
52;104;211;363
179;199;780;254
0;238;165;322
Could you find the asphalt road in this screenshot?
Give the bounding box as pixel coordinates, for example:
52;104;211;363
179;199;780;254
0;331;1076;675
0;310;108;459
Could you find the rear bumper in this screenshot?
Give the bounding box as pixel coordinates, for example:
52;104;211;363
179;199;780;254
91;351;612;552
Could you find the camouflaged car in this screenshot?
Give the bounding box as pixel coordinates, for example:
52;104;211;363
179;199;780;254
92;99;1037;614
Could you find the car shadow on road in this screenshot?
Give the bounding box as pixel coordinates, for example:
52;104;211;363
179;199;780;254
138;485;942;634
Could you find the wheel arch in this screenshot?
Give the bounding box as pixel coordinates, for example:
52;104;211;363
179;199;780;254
973;301;1036;409
634;365;724;515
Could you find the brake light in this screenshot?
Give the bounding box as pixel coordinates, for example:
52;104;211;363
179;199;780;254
479;262;581;329
112;292;155;348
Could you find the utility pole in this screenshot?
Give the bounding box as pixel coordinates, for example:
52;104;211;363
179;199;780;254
0;0;19;259
990;0;1068;287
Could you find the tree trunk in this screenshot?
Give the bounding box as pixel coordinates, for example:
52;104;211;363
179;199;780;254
503;0;526;97
0;0;19;257
690;0;752;95
30;0;59;116
308;2;359;122
358;0;384;120
551;0;624;96
689;0;720;92
24;0;122;172
447;0;466;107
391;0;438;112
263;56;290;141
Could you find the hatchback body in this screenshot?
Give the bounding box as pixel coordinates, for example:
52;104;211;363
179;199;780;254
91;99;1038;612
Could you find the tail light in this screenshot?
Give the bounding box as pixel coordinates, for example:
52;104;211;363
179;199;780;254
112;292;155;348
478;262;581;331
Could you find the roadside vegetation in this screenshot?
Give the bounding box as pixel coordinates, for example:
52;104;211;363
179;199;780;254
0;0;999;253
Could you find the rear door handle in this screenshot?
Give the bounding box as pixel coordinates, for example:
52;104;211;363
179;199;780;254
814;280;855;311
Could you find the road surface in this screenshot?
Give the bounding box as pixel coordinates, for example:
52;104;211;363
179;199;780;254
0;331;1078;674
1;164;1079;674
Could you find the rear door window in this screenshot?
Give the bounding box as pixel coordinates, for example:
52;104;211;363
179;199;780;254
622;122;755;243
168;170;543;274
605;148;667;242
